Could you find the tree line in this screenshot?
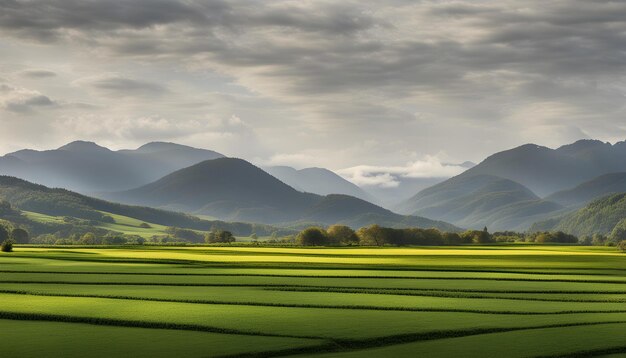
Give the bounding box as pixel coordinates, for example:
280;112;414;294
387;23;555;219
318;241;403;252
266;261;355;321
293;225;584;247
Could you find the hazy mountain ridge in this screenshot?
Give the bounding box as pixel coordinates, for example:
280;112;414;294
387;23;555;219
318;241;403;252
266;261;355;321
264;166;373;202
459;140;626;196
546;172;626;208
395;174;564;231
109;158;459;231
0;141;225;193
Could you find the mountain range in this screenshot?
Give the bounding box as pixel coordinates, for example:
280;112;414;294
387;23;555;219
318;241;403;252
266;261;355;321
397;140;626;231
105;158;458;230
0;141;224;193
5;138;626;234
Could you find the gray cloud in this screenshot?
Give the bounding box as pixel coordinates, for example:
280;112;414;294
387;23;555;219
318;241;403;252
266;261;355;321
18;69;57;78
0;0;625;170
75;75;167;97
0;83;56;112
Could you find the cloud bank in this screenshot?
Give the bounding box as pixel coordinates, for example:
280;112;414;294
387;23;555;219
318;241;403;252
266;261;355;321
1;0;625;167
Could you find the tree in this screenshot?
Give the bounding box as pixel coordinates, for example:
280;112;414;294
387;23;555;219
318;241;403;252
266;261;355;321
80;232;98;245
205;230;235;244
10;228;29;244
204;231;216;244
1;239;14;252
139;223;152;229
618;240;626;252
250;233;258;242
326;225;358;245
216;230;235;244
296;227;329;246
356;225;387;246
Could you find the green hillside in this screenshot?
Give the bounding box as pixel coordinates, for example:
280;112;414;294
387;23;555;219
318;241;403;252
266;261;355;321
396;175;562;230
0;176;292;237
530;193;626;237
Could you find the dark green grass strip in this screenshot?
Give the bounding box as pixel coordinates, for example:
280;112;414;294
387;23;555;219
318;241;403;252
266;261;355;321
0;310;624;358
2;270;626;284
5;280;626;296
1;289;626;315
215;321;626;358
0;311;316;339
10;254;626;275
266;287;626;303
534;346;626;358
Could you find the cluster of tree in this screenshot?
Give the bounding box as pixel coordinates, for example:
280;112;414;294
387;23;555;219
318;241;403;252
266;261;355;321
294;225;589;247
165;227;204;242
296;225;490;246
204;230;235;244
578;233;624;247
30;232;146;245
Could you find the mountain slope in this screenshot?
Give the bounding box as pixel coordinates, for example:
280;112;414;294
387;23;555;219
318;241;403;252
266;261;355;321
456;140;626;196
111;158;459;230
265;166;373;201
396;174;563;230
530;193;626;236
0;175;288;236
546;172;626;208
0;141;224;193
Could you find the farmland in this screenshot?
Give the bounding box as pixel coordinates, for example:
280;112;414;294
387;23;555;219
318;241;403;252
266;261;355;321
0;245;625;357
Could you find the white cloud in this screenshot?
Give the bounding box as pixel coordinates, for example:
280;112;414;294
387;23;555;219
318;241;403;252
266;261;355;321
338;156;467;188
0;83;56;112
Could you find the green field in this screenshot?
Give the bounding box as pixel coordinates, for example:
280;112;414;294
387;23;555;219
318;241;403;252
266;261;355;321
0;245;625;357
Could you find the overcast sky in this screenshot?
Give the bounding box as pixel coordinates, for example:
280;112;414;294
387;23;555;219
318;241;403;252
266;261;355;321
1;0;625;185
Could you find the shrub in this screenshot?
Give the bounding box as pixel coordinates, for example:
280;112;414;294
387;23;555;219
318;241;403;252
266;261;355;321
1;239;14;252
618;240;626;252
139;222;152;229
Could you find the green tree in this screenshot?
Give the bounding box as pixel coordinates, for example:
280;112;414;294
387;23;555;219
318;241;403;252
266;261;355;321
326;225;358;245
80;232;98;245
205;230;235;244
618;240;626;252
296;227;329;246
1;239;14;252
204;231;216;244
217;230;235;244
356;225;387;246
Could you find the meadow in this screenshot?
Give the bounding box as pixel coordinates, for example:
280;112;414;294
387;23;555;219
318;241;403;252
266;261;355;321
0;245;624;357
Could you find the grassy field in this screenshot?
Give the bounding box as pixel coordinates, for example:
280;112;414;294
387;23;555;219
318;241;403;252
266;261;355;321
0;245;624;357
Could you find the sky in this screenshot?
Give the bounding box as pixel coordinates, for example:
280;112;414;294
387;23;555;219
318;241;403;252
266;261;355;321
1;0;626;187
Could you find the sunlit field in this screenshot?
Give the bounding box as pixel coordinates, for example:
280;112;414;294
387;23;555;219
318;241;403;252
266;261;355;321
1;245;625;357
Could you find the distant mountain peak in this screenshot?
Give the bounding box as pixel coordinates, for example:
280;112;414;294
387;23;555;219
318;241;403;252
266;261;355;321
136;142;191;152
58;141;110;152
557;139;608;153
